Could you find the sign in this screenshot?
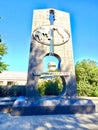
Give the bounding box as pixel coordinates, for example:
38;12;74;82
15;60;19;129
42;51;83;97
32;72;70;77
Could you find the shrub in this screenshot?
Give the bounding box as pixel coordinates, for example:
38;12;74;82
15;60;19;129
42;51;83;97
0;85;26;97
76;59;98;97
77;81;98;97
38;77;63;96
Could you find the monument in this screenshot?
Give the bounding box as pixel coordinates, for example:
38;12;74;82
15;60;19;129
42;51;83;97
26;8;77;98
11;9;95;116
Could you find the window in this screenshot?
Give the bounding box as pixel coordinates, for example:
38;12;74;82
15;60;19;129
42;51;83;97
0;81;3;85
7;81;14;86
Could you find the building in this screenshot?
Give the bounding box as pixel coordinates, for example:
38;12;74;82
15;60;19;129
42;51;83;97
0;71;27;86
48;62;57;71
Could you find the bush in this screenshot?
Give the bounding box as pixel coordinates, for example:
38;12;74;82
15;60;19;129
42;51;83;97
77;81;98;97
0;85;26;97
0;86;5;96
37;80;47;96
75;59;98;97
38;77;63;96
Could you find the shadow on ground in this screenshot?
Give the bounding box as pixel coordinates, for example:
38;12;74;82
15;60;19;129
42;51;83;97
0;112;98;130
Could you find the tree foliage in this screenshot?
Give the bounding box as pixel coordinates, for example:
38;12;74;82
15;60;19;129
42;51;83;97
38;77;63;96
0;85;26;97
75;59;98;96
0;36;8;73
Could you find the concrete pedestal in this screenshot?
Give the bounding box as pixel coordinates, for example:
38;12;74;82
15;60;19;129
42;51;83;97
11;96;95;116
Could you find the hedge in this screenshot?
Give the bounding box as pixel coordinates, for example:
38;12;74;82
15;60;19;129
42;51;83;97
0;85;26;97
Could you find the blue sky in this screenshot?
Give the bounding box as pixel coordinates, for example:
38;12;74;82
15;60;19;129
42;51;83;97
0;0;98;72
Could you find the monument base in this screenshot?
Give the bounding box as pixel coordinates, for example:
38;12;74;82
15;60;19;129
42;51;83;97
11;96;95;116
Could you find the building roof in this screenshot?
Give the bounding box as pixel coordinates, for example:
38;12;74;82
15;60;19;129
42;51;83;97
0;71;27;80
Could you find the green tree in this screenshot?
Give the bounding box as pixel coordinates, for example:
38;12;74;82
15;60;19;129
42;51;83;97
0;36;8;73
75;59;98;96
38;77;63;96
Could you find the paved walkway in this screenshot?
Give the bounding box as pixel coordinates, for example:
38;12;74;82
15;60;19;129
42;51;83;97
0;97;98;129
0;112;98;130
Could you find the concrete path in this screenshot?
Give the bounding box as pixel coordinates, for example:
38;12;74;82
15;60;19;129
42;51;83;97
0;97;98;129
0;112;98;130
